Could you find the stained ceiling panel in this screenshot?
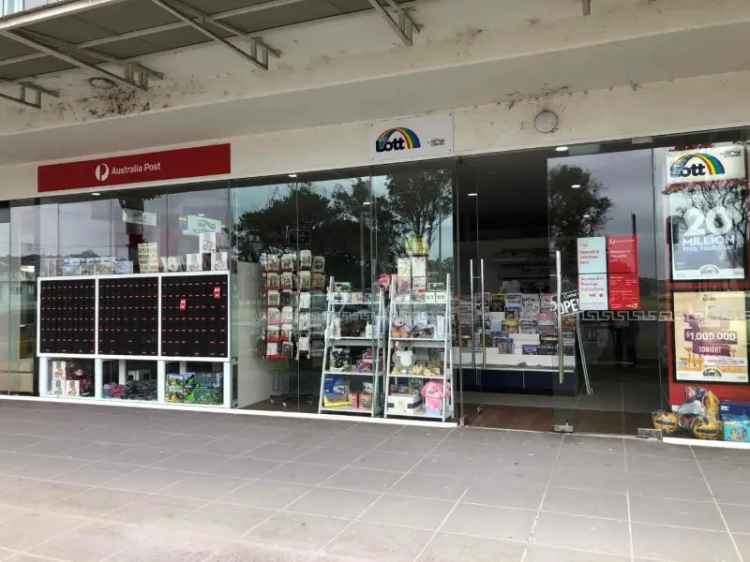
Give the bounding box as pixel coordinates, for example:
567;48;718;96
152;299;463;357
0;35;37;61
0;57;72;80
225;0;342;34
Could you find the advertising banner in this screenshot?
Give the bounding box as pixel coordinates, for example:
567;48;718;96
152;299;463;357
674;291;748;383
579;274;608;311
577;237;607;274
665;144;747;281
607;235;640;310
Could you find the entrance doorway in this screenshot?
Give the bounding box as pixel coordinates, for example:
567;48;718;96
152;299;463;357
456;147;663;435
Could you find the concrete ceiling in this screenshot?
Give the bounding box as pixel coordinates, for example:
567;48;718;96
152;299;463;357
2;19;750;165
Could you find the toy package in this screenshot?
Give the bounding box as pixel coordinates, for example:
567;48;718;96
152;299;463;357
653;386;722;440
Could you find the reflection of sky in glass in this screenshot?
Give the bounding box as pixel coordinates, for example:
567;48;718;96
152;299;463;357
548;150;657;279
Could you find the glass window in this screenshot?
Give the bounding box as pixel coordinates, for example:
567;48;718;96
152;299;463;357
112;194;167;274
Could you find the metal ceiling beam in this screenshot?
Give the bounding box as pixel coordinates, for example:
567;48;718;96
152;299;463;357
583;0;592;16
0;79;58;109
0;0;131;32
149;0;273;70
367;0;420;46
0;29;148;90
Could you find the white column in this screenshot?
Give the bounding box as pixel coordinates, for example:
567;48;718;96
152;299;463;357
94;358;103;399
39;357;49;397
223;361;232;409
118;359;126;384
157;360;166;403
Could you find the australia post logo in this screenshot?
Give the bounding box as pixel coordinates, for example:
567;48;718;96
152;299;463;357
95;163;111;183
375;127;422;153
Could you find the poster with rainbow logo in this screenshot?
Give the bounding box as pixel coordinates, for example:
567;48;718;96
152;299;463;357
666;144;747;281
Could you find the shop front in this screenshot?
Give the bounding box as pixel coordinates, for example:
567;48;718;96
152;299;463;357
2;122;750;445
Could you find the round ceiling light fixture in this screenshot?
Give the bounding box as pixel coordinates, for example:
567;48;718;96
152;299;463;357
534;109;559;134
89;77;117;90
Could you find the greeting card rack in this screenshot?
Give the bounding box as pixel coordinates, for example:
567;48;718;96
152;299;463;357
384;274;454;422
318;278;386;416
37;271;232;408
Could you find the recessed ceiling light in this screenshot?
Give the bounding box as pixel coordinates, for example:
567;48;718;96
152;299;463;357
555;146;569;152
91;192;102;197
571;184;581;189
288;173;298;178
363;201;372;206
467;192;478;197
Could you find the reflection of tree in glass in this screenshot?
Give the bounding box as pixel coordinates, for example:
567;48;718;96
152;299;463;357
548;165;612;277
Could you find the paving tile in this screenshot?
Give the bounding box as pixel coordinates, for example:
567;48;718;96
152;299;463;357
627;473;712;501
294;447;359;467
543;487;627;520
630;495;723;530
179;503;272;539
389;473;468;501
525;544;631;562
153;451;234;474
325;521;432;562
103;467;180;494
287;487;378;519
557;449;625;470
550;466;628;493
0;510;83;551
321;467;402;492
162;473;245;500
207;540;320;562
418;533;524;562
734;533;750;560
247;444;312;462
443;503;535;542
361;495;453;530
247;512;347;550
632;523;740;562
107;494;205;526
533;512;630;556
464;476;546;510
29;521;133;562
223;480;309;510
107;446;174;467
705;479;750;506
628;454;702;478
103;527;221;562
52;461;138;486
625;439;694;459
50;488;152;518
0;477;86;512
720;503;750;533
351;450;418;472
261;462;340;486
213;457;280;480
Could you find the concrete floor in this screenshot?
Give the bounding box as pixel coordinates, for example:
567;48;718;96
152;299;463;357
0;400;748;562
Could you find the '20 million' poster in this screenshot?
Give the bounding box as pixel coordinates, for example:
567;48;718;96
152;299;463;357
674;291;748;384
666;144;747;281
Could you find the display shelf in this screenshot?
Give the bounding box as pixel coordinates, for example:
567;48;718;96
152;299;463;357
384;274;454;422
318;277;386;417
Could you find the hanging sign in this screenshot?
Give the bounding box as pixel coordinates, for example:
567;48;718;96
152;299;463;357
369;115;454;162
665;144;747;281
38;144;231;192
674;291;748;383
122;209;157;227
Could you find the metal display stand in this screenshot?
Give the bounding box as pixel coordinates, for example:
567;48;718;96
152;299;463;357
384;274;454;422
37;271;232;409
318;278;385;416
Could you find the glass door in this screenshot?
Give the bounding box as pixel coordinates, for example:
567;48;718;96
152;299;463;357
547;146;662;435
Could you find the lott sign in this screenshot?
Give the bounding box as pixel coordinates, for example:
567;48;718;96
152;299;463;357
38;144;231;193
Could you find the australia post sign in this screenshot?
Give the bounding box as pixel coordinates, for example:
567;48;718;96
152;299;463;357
38;144;231;193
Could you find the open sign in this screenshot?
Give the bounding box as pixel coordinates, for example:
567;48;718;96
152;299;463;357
557;290;580;316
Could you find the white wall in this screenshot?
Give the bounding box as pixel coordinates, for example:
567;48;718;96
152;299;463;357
2;67;750;202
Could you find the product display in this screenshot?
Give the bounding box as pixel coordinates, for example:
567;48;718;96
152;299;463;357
318;279;385;416
161;275;229;358
98;277;159;356
652;386;722;440
385;275;454;420
39;279;96;355
166;372;223;405
48;359;94;398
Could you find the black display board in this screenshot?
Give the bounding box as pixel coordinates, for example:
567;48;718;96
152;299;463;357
98;277;159;356
161;275;229;358
39;279;96;355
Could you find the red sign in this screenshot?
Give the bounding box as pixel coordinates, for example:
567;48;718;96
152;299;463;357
608;273;641;310
607;235;638;274
38;144;231;192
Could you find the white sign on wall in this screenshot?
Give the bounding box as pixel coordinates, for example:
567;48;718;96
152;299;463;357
579;274;608;311
577;237;607;274
369;115;454;162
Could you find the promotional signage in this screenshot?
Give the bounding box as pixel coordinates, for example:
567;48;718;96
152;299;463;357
122;209;157;227
666;144;746;186
607;235;640;311
577;235;640;311
182;214;224;236
666;144;747;281
674;291;748;383
38;144;231;193
369;115;454;162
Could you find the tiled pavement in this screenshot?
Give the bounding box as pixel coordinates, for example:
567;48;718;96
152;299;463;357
0;401;747;562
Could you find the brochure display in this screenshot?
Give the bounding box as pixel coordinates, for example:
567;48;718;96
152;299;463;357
384;275;454;421
37;272;231;408
318;278;386;416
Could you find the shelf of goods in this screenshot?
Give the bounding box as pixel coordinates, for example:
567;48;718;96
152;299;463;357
37;272;231;408
318;278;386;416
385;275;454;421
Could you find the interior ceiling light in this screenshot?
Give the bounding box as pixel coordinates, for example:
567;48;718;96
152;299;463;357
555;146;569;152
571;184;582;189
91;192;102;197
467;192;478;197
88;77;117;90
288;173;298;178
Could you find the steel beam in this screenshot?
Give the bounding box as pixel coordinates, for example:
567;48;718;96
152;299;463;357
0;29;147;90
0;79;58;109
149;0;272;70
367;0;419;46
